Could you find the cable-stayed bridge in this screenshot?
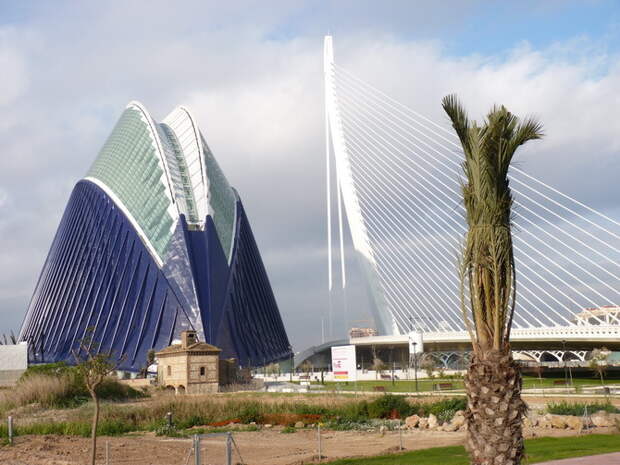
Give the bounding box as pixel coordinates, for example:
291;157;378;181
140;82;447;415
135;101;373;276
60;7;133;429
323;36;620;353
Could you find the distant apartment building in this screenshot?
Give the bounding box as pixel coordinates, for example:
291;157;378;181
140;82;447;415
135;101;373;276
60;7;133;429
348;327;378;338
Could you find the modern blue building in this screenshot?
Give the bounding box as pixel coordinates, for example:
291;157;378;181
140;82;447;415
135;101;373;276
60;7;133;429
19;102;292;371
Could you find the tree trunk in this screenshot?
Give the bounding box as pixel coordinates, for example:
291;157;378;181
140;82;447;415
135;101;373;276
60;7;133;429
464;348;527;465
90;391;99;465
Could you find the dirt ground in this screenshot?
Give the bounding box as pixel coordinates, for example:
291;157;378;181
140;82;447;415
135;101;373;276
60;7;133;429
1;426;614;465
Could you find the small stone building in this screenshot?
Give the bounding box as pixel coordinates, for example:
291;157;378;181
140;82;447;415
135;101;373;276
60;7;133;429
156;330;224;394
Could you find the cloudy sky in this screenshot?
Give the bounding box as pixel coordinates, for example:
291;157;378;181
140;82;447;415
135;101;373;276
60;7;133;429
0;1;619;351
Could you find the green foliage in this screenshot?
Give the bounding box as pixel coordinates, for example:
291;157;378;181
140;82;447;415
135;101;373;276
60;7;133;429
20;362;73;380
0;419;134;438
175;414;209;429
96;378;144;400
442;94;543;351
281;425;296;433
367;395;412;419
237;402;264;424
1;393;470;437
425;398;467;423
12;363;144;409
547;401;618;416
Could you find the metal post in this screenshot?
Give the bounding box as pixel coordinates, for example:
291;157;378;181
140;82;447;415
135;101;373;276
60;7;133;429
413;343;418;394
166;411;173;428
8;416;13;445
194;434;201;465
399;420;403;450
562;340;568;388
105;440;110;465
226;432;232;465
317;424;322;463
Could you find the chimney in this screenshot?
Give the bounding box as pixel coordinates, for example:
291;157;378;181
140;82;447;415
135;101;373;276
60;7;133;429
181;330;197;348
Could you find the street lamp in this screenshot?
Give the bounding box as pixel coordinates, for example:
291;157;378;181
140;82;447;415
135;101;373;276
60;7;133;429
289;345;293;382
413;342;419;394
562;339;568;387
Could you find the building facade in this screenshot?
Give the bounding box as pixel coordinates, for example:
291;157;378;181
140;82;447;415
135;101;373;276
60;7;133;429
19;102;291;370
157;330;222;394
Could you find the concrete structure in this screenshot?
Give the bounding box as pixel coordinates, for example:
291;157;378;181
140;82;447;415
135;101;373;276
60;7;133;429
157;330;227;394
0;342;28;386
19;102;292;371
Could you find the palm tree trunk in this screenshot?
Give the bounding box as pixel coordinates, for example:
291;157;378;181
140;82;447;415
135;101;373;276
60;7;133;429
464;348;527;465
90;391;99;465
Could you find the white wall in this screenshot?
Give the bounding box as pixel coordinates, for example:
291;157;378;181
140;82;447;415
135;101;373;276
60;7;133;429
0;342;28;386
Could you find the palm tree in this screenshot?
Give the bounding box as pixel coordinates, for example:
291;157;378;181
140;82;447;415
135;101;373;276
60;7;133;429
442;95;543;465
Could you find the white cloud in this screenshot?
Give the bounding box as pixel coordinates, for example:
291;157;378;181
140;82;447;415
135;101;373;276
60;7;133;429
0;3;618;349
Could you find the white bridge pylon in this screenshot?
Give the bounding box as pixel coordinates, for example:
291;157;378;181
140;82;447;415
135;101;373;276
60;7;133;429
324;36;620;345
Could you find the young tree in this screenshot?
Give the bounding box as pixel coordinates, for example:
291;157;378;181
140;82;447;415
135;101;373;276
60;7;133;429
532;363;545;387
420;357;437;379
443;95;543;465
589;348;609;386
72;332;125;465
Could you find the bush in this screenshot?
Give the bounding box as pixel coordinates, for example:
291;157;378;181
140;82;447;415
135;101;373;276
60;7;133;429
425;398;467;423
1;363;145;413
547;401;618;416
237;402;263;424
281;425;296;433
367;394;412;419
96;378;144;401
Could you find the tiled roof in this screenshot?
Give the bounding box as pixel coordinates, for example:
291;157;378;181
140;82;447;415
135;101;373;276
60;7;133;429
156;342;221;355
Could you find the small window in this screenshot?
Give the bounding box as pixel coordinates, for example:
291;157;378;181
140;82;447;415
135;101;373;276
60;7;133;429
200;366;205;376
167;366;171;376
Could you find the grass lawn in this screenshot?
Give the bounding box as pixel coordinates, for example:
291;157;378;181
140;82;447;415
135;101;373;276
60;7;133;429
317;376;620;393
323;434;620;464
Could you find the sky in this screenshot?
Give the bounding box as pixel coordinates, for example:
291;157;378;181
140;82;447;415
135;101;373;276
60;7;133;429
0;0;619;351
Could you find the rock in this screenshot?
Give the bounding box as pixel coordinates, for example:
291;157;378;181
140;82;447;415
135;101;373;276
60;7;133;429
379;425;387;436
564;416;583;431
523;417;532;429
427;414;438;430
264;424;273;429
418;418;429;429
405;415;420;429
538;415;552;429
250;422;256;425
443;422;459;432
547;414;568;429
526;414;539;427
451;414;466;429
592;411;615;428
294;421;305;429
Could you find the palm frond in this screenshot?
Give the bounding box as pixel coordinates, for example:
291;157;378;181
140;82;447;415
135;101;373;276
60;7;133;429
443;95;543;352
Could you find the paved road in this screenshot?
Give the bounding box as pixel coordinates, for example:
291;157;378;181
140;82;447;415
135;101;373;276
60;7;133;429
541;452;620;464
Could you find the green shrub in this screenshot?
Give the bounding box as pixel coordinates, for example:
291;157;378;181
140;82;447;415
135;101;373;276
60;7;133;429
281;425;296;433
176;414;208;429
96;378;145;401
237;402;263;424
367;394;412;419
547;401;618;416
425;398;467;423
19;362;73;380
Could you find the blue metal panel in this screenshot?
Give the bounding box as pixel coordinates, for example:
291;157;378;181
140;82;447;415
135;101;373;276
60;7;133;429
19;181;187;370
20;180;292;371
